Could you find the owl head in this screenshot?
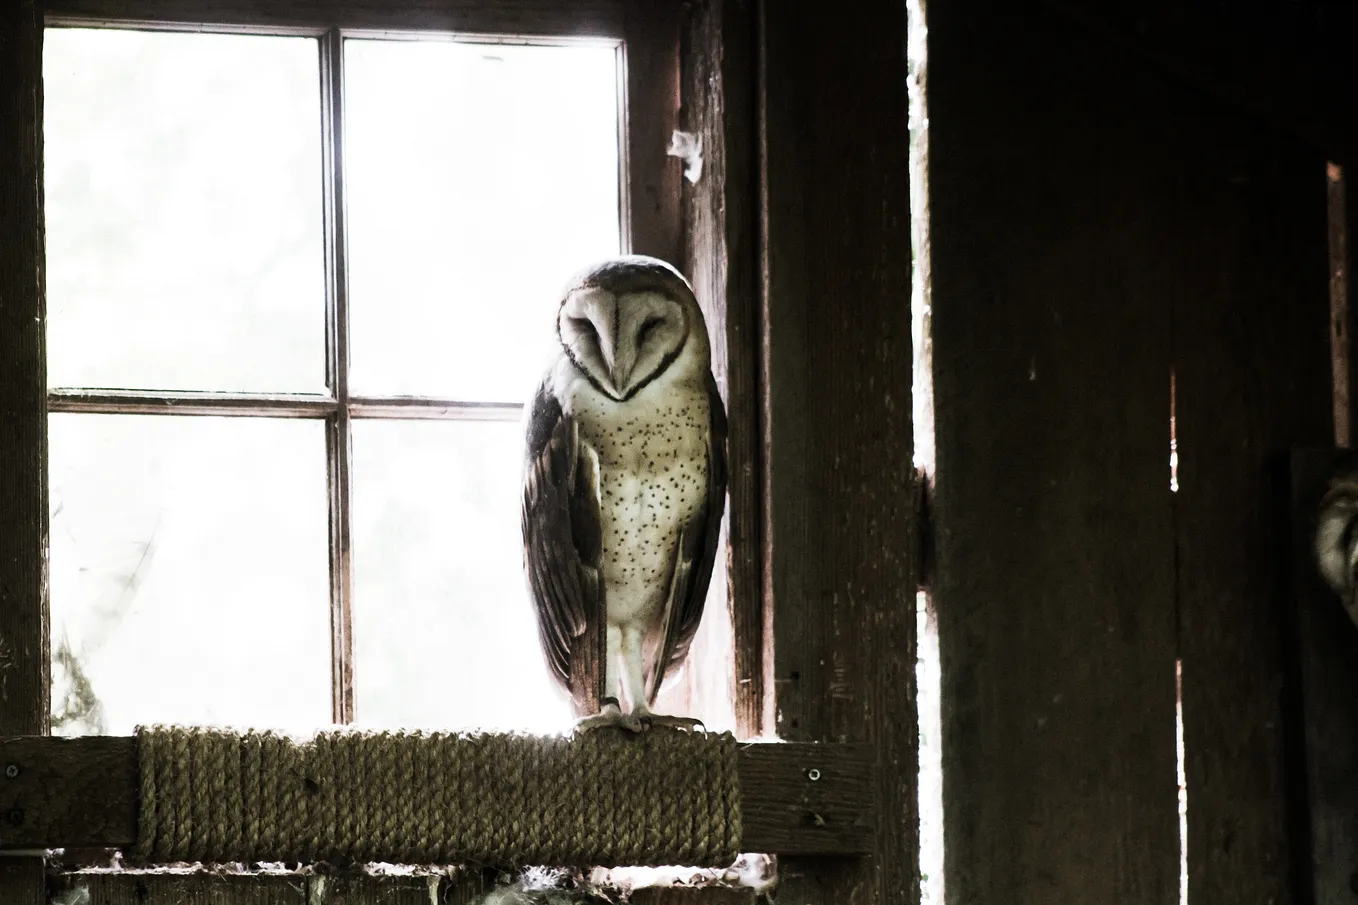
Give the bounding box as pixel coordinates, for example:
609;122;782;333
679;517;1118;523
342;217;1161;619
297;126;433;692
555;255;710;401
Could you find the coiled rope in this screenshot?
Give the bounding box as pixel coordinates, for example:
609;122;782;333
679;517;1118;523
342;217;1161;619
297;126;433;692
133;726;741;867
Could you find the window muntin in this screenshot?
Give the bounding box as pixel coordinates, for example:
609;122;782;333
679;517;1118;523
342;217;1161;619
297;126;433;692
43;26;627;736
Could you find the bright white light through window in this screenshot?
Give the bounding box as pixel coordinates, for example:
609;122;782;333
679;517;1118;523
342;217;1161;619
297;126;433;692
43;27;627;737
43;29;326;393
344;39;622;402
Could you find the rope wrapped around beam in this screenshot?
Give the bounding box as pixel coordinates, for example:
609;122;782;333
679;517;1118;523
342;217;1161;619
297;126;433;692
132;726;741;867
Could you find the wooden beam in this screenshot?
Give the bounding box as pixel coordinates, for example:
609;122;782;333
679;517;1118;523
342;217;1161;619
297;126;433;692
679;0;765;739
622;0;681;266
1037;0;1358;169
928;3;1179;901
1173;118;1329;905
759;0;918;903
0;737;874;858
44;0;625;38
0;2;50;904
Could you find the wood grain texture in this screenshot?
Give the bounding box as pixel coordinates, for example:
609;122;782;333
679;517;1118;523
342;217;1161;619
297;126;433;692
0;3;49;904
629;889;757;904
45;0;624;37
1174;124;1330;905
311;874;444;904
679;0;764;738
623;0;681;266
928;3;1179;902
759;0;917;903
54;874;307;904
0;737;873;856
1289;449;1358;905
1037;0;1358;169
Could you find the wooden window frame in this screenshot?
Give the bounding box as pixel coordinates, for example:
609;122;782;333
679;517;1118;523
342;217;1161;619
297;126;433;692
39;0;684;728
1;0;919;903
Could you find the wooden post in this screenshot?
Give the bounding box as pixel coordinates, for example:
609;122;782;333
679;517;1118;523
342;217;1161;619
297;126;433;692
680;0;765;739
760;1;918;903
928;3;1180;901
0;2;49;903
1173;125;1328;905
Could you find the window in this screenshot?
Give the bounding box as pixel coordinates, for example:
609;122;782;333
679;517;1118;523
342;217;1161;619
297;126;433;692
42;14;732;739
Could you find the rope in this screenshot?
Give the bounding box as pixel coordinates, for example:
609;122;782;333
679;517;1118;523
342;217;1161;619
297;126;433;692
132;726;741;868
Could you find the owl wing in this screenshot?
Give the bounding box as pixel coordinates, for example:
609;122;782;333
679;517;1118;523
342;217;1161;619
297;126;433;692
648;373;729;702
522;380;605;712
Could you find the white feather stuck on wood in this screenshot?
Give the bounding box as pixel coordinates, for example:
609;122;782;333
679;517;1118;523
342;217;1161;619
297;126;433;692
667;130;703;183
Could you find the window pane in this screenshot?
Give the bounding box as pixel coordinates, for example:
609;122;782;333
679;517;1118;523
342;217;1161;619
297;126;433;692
49;414;332;736
344;39;622;403
351;419;572;733
43;29;325;393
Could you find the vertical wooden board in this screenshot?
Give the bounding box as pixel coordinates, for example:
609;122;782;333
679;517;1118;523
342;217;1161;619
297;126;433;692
312;874;442;904
0;3;48;904
66;874;307;904
1289;449;1358;905
624;0;682;267
928;3;1179;903
680;0;764;737
1173;119;1330;904
760;1;917;904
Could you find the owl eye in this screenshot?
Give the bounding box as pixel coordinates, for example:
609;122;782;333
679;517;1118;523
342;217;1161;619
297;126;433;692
638;316;664;342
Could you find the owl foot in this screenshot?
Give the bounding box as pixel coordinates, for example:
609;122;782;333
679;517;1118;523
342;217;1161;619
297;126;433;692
573;699;646;734
637;713;707;734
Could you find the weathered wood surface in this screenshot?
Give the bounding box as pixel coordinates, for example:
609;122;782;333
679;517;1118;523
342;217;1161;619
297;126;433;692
623;0;682;268
53;874;308;904
45;0;624;36
0;737;873;856
1173;122;1329;903
929;3;1179;902
50;873;759;904
1037;0;1358;168
0;2;49;904
760;1;917;905
680;0;764;738
1290;449;1358;905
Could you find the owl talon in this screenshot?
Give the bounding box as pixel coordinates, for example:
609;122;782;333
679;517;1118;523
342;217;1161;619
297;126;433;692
573;703;646;734
637;714;706;734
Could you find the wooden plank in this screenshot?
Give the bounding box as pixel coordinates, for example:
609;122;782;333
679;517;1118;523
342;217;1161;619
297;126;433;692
0;737;873;857
53;874;307;904
622;0;681;266
1289;449;1358;905
679;0;764;738
1174;122;1330;904
927;3;1179;902
0;2;50;904
44;0;624;37
630;889;756;904
759;1;917;904
311;875;443;904
1036;0;1358;169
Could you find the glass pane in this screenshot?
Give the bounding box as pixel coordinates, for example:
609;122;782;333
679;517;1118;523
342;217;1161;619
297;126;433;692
49;414;332;736
351;419;572;732
43;28;325;392
344;39;622;402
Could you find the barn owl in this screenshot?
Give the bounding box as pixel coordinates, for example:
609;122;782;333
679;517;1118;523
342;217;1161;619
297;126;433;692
1316;471;1358;628
521;256;727;732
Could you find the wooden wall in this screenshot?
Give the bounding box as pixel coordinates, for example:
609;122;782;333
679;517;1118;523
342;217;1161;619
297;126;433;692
929;2;1330;904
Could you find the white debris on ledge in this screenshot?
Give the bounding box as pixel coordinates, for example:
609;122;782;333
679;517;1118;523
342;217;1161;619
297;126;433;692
666;130;704;184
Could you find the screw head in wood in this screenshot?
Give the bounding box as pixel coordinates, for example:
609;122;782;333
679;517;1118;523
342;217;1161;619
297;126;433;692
3;764;17;779
806;767;821;781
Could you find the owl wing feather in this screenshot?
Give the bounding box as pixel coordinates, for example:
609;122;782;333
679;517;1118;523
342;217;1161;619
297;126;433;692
647;373;729;702
522;380;604;709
